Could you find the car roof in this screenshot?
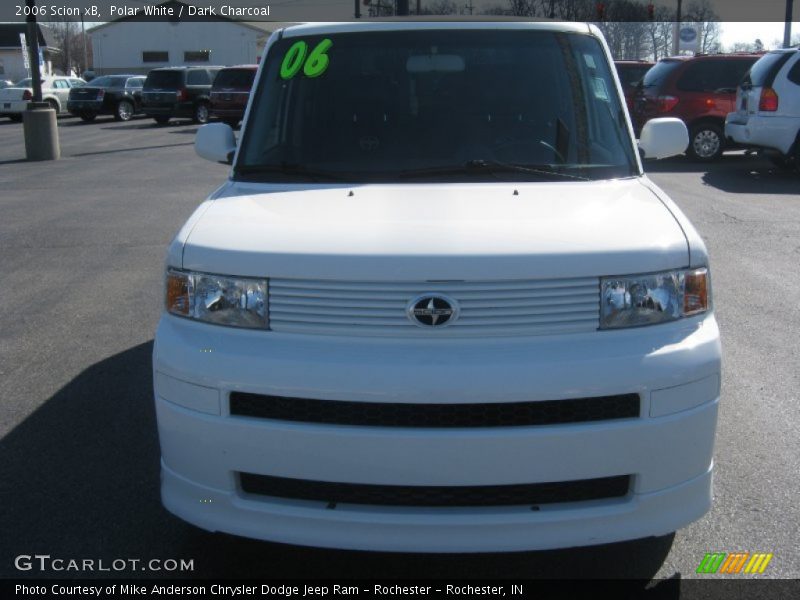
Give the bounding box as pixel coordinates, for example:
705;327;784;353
149;66;225;71
282;21;592;38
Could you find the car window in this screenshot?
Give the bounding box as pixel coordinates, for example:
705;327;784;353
89;76;114;88
213;68;256;90
186;70;211;85
126;77;145;88
144;71;183;89
14;78;32;87
787;56;800;86
238;30;637;183
54;80;69;89
616;65;650;88
677;60;754;92
69;78;85;87
642;60;681;89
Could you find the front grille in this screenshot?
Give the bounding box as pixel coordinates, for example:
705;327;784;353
239;473;631;507
268;277;600;336
229;392;640;427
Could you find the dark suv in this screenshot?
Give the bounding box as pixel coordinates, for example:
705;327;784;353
614;60;653;112
633;53;761;160
67;74;145;122
210;65;258;127
142;66;223;125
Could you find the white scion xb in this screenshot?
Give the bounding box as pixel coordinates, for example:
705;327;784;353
154;21;720;552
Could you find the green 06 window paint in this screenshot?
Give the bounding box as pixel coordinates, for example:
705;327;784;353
280;39;333;80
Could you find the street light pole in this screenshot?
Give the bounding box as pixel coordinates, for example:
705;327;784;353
81;14;89;74
25;0;43;102
784;0;794;48
672;0;683;56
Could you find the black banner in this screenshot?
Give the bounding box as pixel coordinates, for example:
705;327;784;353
1;0;798;23
3;579;800;600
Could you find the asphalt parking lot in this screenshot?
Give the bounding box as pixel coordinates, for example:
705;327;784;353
1;114;798;583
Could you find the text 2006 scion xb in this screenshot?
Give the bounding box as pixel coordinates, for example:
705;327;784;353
154;22;720;552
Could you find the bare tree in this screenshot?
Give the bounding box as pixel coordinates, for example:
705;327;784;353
419;0;460;14
43;22;91;76
684;0;721;54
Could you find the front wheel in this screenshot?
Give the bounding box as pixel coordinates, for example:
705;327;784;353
193;102;210;124
115;100;134;122
687;123;724;161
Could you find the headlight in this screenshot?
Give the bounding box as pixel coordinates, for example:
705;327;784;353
166;269;268;329
601;268;709;329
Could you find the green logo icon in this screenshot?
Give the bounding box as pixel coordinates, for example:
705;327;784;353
280;39;333;80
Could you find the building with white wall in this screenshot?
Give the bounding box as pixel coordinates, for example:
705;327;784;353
88;1;284;75
0;24;59;82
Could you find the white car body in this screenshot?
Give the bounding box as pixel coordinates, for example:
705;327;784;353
153;21;721;552
0;76;85;117
725;48;800;159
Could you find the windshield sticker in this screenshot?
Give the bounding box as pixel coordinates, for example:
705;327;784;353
280;39;333;80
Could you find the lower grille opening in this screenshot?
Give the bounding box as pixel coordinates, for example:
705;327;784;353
229;393;640;428
239;473;631;507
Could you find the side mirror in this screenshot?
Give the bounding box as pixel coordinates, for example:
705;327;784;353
638;118;689;160
195;123;236;164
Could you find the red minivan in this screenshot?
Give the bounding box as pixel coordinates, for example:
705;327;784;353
633;53;761;161
210;65;258;127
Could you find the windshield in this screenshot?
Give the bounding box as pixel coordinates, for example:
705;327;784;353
236;29;638;183
14;78;32;87
642;60;681;88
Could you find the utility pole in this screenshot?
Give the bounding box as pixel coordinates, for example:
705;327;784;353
416;0;421;14
355;0;360;18
397;0;409;15
25;0;42;102
784;0;794;48
672;0;683;56
81;14;89;73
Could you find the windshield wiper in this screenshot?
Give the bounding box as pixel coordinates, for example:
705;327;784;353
235;164;349;182
399;159;590;181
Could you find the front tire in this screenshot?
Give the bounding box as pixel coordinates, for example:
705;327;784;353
193;102;210;124
687;122;724;161
115;100;134;122
46;99;59;113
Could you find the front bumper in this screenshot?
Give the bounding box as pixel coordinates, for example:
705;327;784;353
725;114;798;156
153;313;721;552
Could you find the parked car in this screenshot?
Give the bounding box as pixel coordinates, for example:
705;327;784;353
141;66;223;125
725;48;800;170
156;22;720;553
67;74;146;122
209;65;258;127
614;60;653;112
633;53;761;160
0;76;85;121
0;80;14;89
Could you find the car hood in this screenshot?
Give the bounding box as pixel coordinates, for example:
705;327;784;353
179;178;689;280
